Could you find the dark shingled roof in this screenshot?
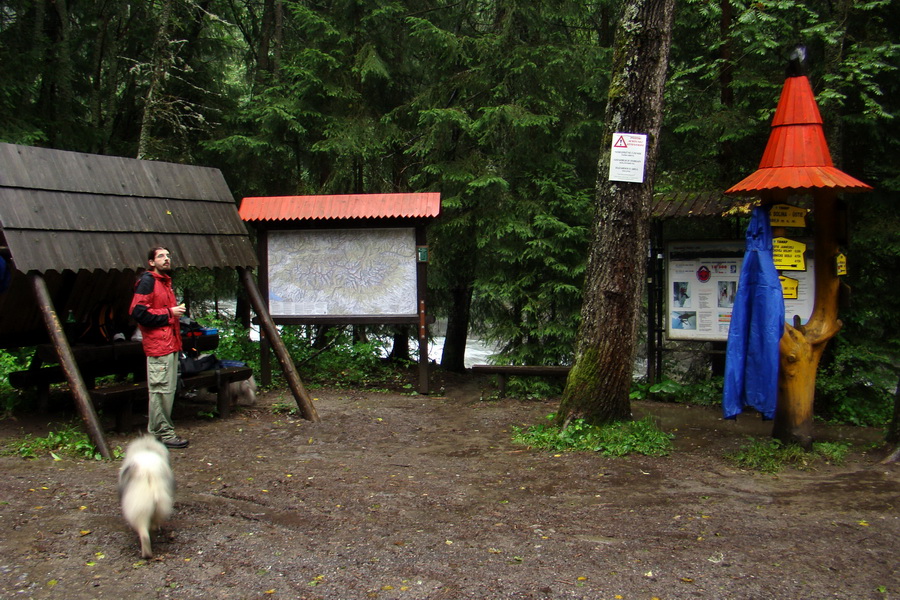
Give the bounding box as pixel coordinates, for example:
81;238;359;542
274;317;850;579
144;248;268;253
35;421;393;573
0;143;257;273
651;191;756;220
0;143;257;348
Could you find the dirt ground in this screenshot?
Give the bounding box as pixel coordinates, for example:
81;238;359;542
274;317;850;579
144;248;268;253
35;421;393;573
0;371;898;600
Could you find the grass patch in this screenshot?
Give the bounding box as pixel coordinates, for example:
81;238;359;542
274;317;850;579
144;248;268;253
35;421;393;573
726;438;851;473
1;423;121;460
511;414;674;457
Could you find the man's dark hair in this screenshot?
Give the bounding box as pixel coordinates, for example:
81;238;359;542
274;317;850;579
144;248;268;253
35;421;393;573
147;246;169;262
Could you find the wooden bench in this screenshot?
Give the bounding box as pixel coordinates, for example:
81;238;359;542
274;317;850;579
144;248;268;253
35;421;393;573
8;336;219;408
91;366;254;431
470;364;571;398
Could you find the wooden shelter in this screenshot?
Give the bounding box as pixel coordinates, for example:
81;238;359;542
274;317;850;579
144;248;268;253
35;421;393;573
0;143;318;457
240;193;441;394
724;71;871;446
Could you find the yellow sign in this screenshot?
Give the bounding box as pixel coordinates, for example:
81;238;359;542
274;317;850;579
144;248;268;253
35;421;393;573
773;237;807;271
769;203;808;228
779;275;799;299
835;252;847;276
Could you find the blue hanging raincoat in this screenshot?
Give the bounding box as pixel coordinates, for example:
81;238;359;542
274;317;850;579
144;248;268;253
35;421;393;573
722;205;784;420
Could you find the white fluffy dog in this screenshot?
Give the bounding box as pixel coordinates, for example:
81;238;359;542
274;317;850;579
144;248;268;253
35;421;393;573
118;435;175;558
187;374;258;408
223;374;258;408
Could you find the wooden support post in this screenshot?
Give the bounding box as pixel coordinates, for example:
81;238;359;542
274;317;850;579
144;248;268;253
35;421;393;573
418;299;429;394
29;273;112;459
773;192;842;448
415;225;431;394
239;267;320;422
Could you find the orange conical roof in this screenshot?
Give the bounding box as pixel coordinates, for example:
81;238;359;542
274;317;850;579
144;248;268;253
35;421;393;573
725;75;871;195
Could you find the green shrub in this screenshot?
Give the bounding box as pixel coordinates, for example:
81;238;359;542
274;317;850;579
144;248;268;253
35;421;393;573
630;376;723;407
511;414;674;456
726;438;851;473
815;340;894;427
0;347;31;415
271;326;414;390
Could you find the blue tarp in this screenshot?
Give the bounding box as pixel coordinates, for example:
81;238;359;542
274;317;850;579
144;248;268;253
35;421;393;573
722;205;784;420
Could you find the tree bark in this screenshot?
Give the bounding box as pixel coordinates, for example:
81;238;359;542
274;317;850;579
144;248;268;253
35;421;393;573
388;326;411;362
137;0;172;160
558;0;675;425
887;371;900;445
441;283;473;373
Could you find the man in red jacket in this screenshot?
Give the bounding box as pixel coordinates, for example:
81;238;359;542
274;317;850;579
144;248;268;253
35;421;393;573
130;246;189;449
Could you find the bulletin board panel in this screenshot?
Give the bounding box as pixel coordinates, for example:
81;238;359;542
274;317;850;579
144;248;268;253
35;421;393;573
266;227;418;318
666;240;814;342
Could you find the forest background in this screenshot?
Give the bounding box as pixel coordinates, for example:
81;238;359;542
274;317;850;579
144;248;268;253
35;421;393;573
1;0;898;429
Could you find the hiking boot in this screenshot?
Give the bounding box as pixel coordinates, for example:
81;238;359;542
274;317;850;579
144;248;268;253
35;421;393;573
161;436;189;449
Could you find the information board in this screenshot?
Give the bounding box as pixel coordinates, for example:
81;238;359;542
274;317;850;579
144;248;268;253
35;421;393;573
267;228;418;317
666;241;814;342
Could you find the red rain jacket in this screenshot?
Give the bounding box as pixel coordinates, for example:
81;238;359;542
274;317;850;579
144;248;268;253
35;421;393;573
130;271;182;357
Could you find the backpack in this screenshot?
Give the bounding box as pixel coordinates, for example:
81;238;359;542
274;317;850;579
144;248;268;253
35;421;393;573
77;303;117;344
179;353;220;376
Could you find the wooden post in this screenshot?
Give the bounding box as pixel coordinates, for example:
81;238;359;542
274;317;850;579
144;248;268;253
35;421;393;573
773;191;842;447
418;299;429;394
239;267;320;422
416;225;430;394
29;273;112;459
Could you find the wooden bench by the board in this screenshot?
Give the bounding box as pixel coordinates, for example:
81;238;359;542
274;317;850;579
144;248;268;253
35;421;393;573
8;336;219;408
90;366;254;431
470;364;571;397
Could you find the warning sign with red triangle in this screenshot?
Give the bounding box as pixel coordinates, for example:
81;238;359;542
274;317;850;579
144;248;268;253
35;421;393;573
608;132;647;183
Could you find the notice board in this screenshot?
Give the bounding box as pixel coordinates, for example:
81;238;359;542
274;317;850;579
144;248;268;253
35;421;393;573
666;240;814;342
267;227;418;318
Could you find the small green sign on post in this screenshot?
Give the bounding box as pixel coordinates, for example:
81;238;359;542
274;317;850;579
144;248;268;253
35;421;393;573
417;245;429;263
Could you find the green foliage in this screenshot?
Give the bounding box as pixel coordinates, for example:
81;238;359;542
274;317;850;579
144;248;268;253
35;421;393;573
1;423;121;461
0;348;31;414
630;377;723;407
193;315;261;374
1;0;899;418
273;326;413;390
726;438;851;473
504;376;565;400
815;338;894;427
511;414;673;457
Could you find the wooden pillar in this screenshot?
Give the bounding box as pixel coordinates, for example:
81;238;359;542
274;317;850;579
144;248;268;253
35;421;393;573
416;224;430;394
239;267;320;422
29;273;112;459
773;191;842;447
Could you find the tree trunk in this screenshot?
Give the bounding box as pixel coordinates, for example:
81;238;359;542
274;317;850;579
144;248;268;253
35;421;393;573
773;192;843;448
887;371;900;446
388;326;411;362
441;283;473;373
137;0;172;160
558;0;675;426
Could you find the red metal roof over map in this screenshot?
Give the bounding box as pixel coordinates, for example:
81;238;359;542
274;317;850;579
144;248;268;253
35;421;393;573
726;75;871;195
239;192;441;222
